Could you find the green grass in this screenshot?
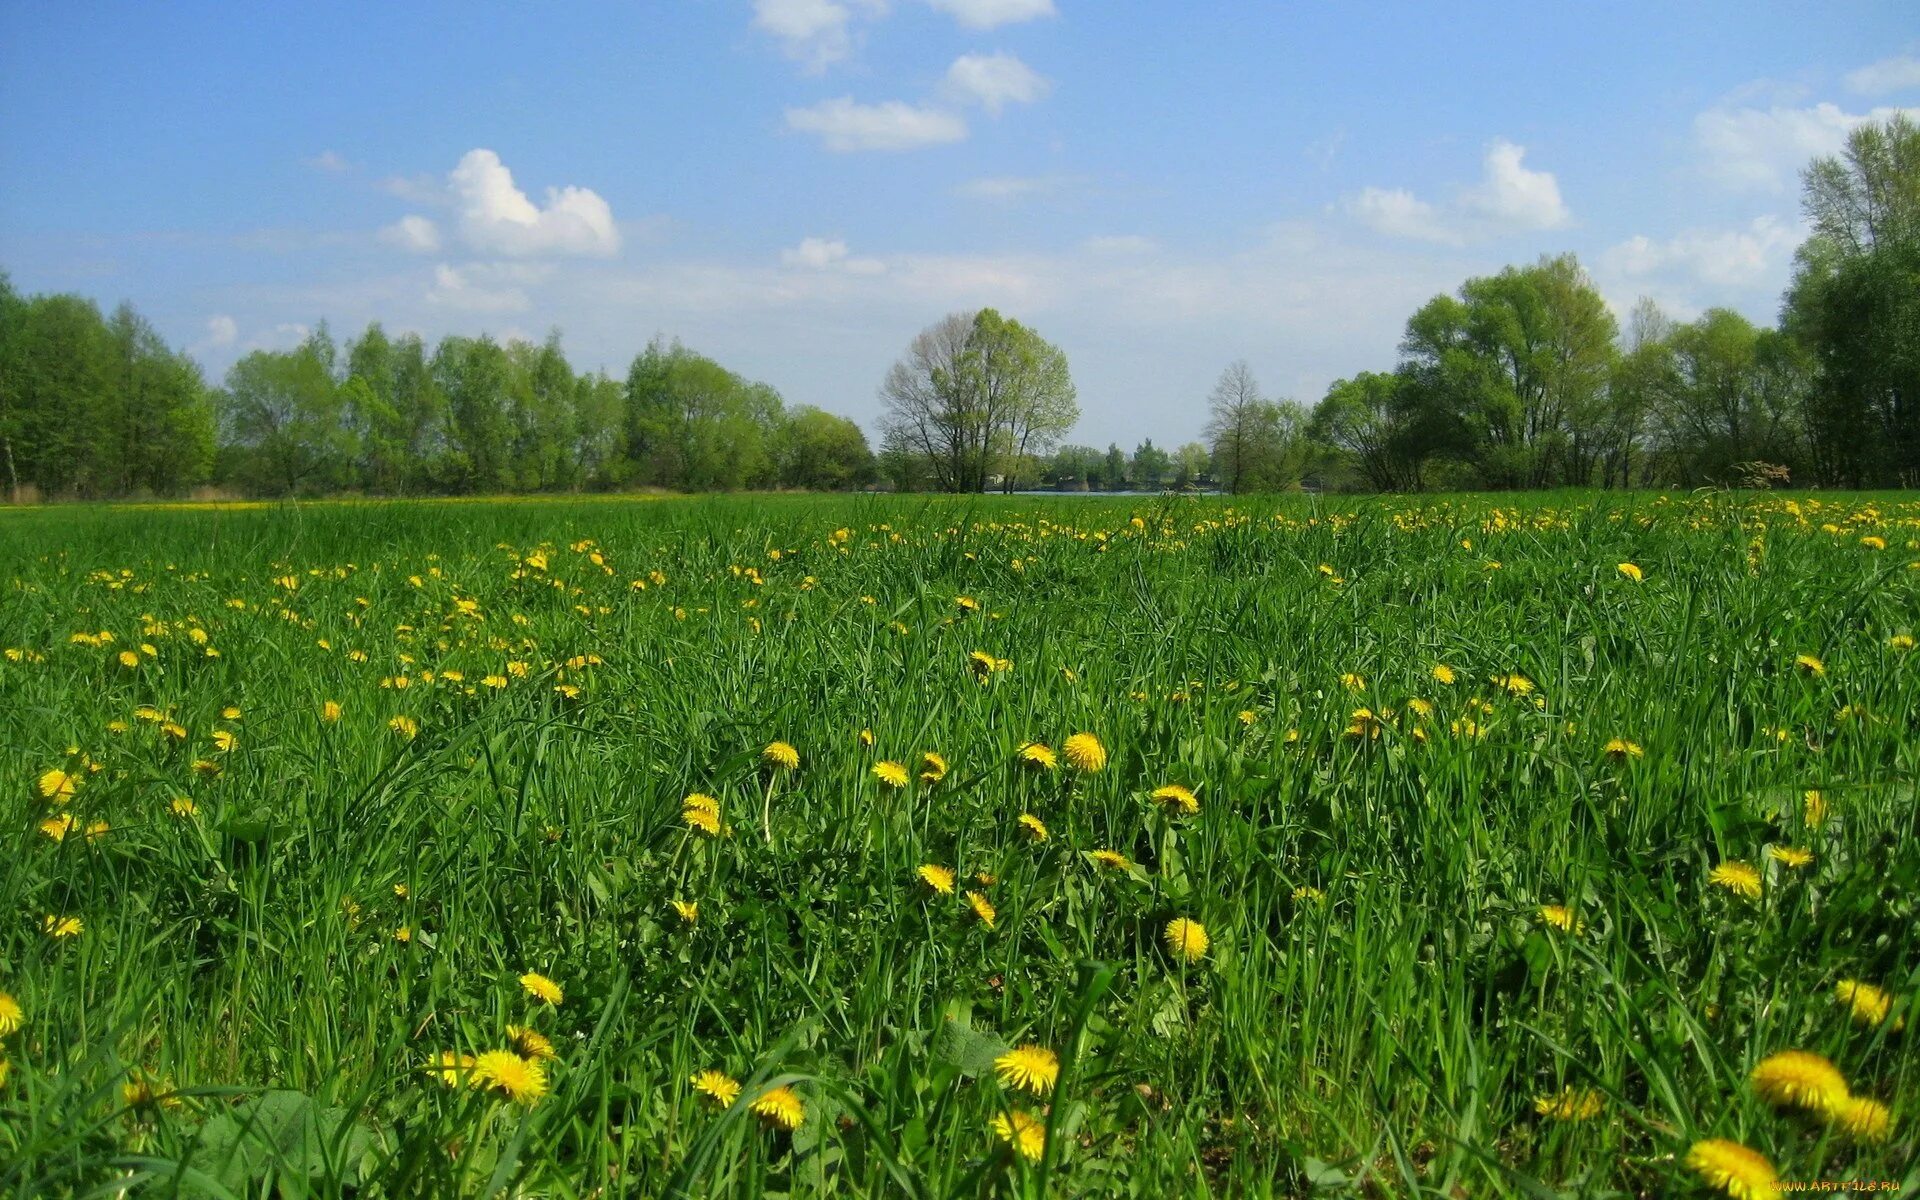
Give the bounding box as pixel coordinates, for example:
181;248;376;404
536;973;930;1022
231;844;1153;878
1;490;1915;1198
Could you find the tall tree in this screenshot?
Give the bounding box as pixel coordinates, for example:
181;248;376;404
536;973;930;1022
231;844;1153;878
218;330;354;496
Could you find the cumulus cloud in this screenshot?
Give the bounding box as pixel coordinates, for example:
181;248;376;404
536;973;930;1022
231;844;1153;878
925;0;1055;30
1601;215;1800;290
1846;53;1920;96
198;314;238;351
753;0;872;71
426;263;533;313
1346;186;1461;245
1694;101;1920;191
446;149;620;257
943;52;1050;114
1460;139;1569;230
785;98;968;151
380;215;441;254
781;236;886;274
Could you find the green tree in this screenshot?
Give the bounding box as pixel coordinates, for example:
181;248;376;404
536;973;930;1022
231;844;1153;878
776;406;874;490
218;331;355;496
1131;438;1171;490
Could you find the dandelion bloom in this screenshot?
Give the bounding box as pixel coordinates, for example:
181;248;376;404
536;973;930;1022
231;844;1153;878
1802;790;1826;827
672;899;699;924
1164;917;1209;963
473;1049;548;1105
0;992;22;1037
750;1084;805;1130
762;741;799;770
519;972;564;1006
1794;653;1825;676
1151;784;1199;815
1767;846;1812;869
1708;862;1761;901
690;1069;741;1107
1538;905;1584;935
1684;1138;1778;1200
1532;1087;1602;1121
1835;1096;1892;1142
170;795;197;819
1340;672;1366;692
1089;849;1133;872
39;813;76;842
857;727;875;747
965;890;997;929
872;760;909;788
1017;813;1049;842
990;1110;1046;1161
388;715;419;740
1617;562;1643;582
1062;733;1107;773
1017;742;1058;771
121;1071;181;1111
1890;634;1916;651
211;730;238;753
1749;1050;1849;1115
993;1045;1059;1095
38;768;77;803
43;915;83;939
918;865;956;894
1432;664;1456;685
682;805;721;836
1292;885;1325;903
1493;672;1534;696
1602;737;1643;760
919;752;949;784
506;1024;557;1062
1834;979;1900;1028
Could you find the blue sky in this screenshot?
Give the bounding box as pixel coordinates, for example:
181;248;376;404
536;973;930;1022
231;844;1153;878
3;1;1917;447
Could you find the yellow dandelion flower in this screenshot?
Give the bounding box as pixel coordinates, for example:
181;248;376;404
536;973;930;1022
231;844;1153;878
682;804;722;836
121;1070;181;1111
1834;1095;1892;1142
1493;672;1534;696
430;1051;478;1087
1062;732;1107;772
872;760;909;788
1432;664;1456;685
1237;709;1258;725
1750;1050;1849;1115
170;795;197;819
388;715;419;740
672;899;699;924
472;1049;548;1105
1164;917;1209;963
43;915;83;939
1340;672;1367;692
965;890;996;928
1708;861;1762;900
1684;1138;1779;1200
1017;813;1049;842
1538;905;1585;935
954;595;980;612
320;700;343;723
1533;1086;1603;1121
990;1110;1046;1161
393;925;411;943
39;813;76;842
0;992;22;1037
993;1045;1059;1095
506;1024;557;1062
762;741;799;770
1292;885;1325;903
1860;535;1886;550
919;864;956;894
858;727;875;747
1150;784;1199;815
519;972;563;1006
117;649;141;669
1794;653;1825;677
1089;849;1133;872
38;768;77;803
1602;737;1643;760
1017;741;1057;771
1617;562;1643;582
1802;790;1826;827
750;1084;805;1130
1767;846;1812;868
919;751;949;784
1889;633;1916;651
690;1068;741;1107
1834;979;1901;1029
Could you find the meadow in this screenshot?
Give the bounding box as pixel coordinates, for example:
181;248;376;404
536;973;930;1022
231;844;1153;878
1;490;1915;1198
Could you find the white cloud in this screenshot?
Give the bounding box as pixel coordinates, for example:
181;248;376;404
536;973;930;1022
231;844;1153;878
1601;215;1800;290
378;173;446;206
1346;186;1461;245
306;150;352;173
1461;139;1569;230
204;314;238;347
785;98;967;152
781;236;886;274
446;149;621;257
1083;235;1157;256
753;0;862;71
1694;101;1920;191
1846;53;1920;96
426;263;533;313
380;215;441;254
957;174;1068;201
943;52;1050;115
925;0;1055;30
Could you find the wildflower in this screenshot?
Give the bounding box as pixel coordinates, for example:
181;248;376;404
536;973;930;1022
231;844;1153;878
388;715;418;740
1533;1087;1603;1121
965;890;997;928
1750;1050;1849;1115
1617;562;1643;582
857;728;875;747
1492;672;1534;696
39;813;76;842
1767;846;1812;868
1835;1096;1892;1142
1340;672;1366;692
1432;664;1456;685
211;730;237;753
918;865;956;894
43;915;83;939
1602;737;1643;760
393;925;411;943
1890;634;1916;651
0;992;21;1036
121;1070;182;1111
1089;849;1133;872
1292;885;1325;903
1016;741;1057;771
990;1110;1046;1161
1539;905;1585;935
750;1084;805;1130
1708;861;1762;901
994;1045;1060;1095
762;741;799;770
519;972;563;1006
1150;784;1199;815
321;700;342;722
1017;813;1049;842
1343;708;1381;739
506;1024;557;1062
872;760;909;788
919;751;949;784
1684;1139;1778;1200
1062;732;1107;772
430;1051;478;1087
1237;709;1258;725
118;650;140;669
1794;653;1825;677
967;650;1011;679
1860;535;1886;550
672;899;699;925
472;1049;547;1105
682;805;721;835
36;766;82;805
690;1069;741;1107
1164;917;1209;964
1835;979;1901;1029
1803;790;1826;827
